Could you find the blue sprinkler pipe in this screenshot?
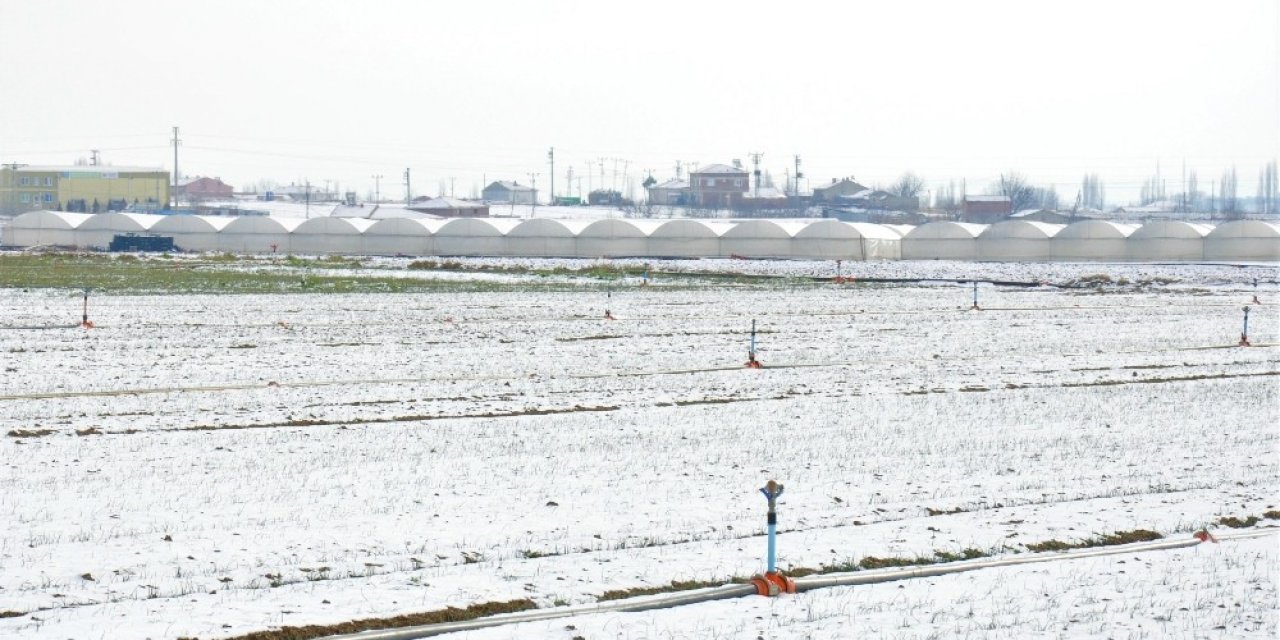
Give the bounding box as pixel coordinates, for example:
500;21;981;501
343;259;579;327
972;280;979;310
1240;305;1252;346
760;479;783;572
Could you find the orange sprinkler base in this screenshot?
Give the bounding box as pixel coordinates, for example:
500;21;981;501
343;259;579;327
751;572;796;596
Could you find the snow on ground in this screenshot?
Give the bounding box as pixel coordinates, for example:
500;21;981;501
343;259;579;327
0;261;1277;639
457;535;1278;640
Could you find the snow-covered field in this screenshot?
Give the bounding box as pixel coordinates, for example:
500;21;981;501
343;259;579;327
0;260;1276;639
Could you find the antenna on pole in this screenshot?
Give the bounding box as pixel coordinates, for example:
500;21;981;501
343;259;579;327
404;168;412;205
548;147;555;205
170;126;181;210
372;174;383;204
749;152;763;198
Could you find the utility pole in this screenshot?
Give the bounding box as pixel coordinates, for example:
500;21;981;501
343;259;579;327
90;150;100;166
449;177;455;198
749;152;763;198
404;167;412;205
305;179;311;219
171;126;181;209
372;174;383;204
528;172;539;216
566;166;574;202
548;147;555;206
793;155;803;196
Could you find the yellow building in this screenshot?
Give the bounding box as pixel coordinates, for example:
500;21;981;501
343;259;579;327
1;165;170;215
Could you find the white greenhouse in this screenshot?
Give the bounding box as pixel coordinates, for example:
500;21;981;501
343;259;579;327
434;218;519;256
217;216;302;254
792;221;901;260
902;222;987;260
1203;220;1280;262
3;211;92;247
576;219;657;258
291;217;376;255
363;218;441;256
150;215;235;252
1051;220;1139;262
719;220;805;259
1126;221;1211;261
75;212;165;249
506;219;591;257
977;221;1064;261
648;220;727;258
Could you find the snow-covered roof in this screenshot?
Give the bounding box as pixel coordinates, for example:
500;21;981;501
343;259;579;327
10;165;167;174
1204;219;1280;239
10;210;94;229
966;195;1012;203
413;197;488;209
904;221;989;239
650;179;689;190
1055;220;1140;239
485;181;535;192
690;163;747;175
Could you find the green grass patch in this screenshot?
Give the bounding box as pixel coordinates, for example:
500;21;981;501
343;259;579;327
1024;529;1162;553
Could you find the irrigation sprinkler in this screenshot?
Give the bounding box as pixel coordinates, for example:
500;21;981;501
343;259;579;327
1239;306;1252;347
1251;278;1261;305
750;479;795;596
603;287;616;320
745;318;763;368
834;259;844;284
80;288;95;328
642;263;651;288
971;280;980;310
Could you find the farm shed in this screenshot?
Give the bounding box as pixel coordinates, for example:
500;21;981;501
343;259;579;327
1203;220;1280;262
1126;221;1211;261
3;210;92;247
150;215;234;252
719;220;805;259
647;219;727;258
1051;220;1138;262
901;222;987;260
217;216;302;254
75;212;165;249
792;221;901;260
291;217;375;255
433;218;519;256
576;219;657;258
364;218;441;256
506;219;591;257
976;221;1064;261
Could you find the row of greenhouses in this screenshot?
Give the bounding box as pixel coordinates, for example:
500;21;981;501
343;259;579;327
3;211;1278;261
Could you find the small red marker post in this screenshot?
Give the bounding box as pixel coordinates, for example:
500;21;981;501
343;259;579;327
80;288;95;328
745;319;763;368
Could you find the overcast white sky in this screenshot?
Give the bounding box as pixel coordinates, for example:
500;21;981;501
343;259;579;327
1;0;1276;204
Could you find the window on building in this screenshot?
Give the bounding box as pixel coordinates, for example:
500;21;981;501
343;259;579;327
44;177;53;186
43;192;54;202
704;178;715;187
734;179;743;187
19;177;29;186
20;193;30;203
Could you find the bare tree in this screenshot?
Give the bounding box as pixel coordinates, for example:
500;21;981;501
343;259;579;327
993;172;1039;212
934;180;961;219
888;171;925;198
1220;166;1239;217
